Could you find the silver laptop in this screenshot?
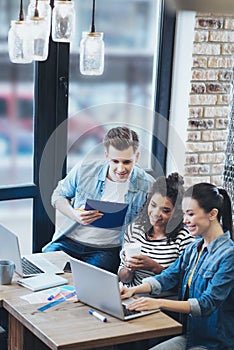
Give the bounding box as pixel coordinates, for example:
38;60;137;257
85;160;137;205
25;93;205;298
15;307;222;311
70;257;159;321
0;224;63;277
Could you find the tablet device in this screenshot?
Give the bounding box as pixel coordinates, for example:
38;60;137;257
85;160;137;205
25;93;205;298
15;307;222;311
85;198;129;229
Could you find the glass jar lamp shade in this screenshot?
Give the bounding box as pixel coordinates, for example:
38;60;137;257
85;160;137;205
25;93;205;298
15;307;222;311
80;32;104;76
29;16;50;61
8;20;33;64
52;1;75;43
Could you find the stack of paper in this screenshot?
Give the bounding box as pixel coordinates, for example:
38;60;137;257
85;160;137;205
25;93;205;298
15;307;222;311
21;285;76;304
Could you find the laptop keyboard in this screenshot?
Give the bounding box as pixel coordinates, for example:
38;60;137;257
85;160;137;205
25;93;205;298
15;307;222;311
21;257;44;275
122;304;141;317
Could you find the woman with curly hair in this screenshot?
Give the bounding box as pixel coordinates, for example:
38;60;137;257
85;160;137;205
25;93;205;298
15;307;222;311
118;173;194;288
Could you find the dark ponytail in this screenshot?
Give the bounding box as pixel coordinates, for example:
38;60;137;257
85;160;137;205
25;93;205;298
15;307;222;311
218;188;234;240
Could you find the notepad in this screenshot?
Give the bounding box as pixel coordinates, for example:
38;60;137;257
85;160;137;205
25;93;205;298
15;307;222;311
18;273;68;292
85;199;129;229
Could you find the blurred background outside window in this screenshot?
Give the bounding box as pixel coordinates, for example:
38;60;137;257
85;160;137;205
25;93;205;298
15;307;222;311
67;0;160;170
0;0;161;254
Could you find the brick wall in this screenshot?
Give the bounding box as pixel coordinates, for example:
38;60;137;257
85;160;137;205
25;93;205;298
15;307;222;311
184;13;234;188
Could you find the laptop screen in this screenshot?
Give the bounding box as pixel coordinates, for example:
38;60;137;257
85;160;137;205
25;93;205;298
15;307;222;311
70;257;159;321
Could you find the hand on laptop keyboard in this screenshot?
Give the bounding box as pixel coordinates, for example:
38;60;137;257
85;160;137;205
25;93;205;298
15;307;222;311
122;304;141;316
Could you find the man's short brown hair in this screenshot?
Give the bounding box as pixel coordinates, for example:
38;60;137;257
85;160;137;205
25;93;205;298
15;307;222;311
103;126;139;153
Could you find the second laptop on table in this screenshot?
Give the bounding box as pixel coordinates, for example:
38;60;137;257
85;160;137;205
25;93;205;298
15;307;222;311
70;257;159;321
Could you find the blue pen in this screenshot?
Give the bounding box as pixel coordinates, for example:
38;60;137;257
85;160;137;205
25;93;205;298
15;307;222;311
47;292;61;301
38;291;76;312
89;309;107;322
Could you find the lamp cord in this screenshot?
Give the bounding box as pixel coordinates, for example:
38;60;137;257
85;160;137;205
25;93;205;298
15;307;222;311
19;0;24;21
91;0;96;33
34;0;39;17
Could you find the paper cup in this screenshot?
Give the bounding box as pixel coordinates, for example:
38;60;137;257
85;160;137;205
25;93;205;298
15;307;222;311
124;242;141;260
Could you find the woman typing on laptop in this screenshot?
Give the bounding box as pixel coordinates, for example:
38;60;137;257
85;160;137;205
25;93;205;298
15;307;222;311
120;183;234;350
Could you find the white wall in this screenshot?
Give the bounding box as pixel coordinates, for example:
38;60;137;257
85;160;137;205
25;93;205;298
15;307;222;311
166;11;195;176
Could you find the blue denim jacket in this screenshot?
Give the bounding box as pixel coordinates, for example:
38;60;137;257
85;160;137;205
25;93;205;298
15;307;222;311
143;231;234;349
47;160;154;245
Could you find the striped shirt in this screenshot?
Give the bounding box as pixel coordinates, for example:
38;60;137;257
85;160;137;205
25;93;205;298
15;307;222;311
119;223;194;287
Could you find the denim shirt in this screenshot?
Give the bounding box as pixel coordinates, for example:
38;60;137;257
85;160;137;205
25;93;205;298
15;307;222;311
48;160;154;245
143;232;234;349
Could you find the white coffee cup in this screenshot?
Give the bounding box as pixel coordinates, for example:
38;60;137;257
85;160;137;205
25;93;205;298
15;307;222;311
124;242;141;260
0;260;15;285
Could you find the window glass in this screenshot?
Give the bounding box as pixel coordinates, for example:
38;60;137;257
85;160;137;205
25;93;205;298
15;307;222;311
0;98;7;116
0;1;34;186
0;2;34;253
0;199;33;255
67;0;161;170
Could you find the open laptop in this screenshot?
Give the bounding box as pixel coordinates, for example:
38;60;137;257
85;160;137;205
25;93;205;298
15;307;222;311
70;257;159;321
0;224;63;277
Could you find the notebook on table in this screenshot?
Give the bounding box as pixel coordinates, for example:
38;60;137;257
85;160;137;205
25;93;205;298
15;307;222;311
70;257;159;321
0;224;64;277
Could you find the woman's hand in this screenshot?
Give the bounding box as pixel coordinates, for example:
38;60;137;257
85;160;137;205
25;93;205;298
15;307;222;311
126;297;161;311
125;255;164;274
120;282;152;299
127;297;191;315
120;248;136;272
120;285;136;299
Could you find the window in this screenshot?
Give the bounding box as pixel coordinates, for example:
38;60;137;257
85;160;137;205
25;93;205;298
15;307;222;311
0;0;175;251
0;1;34;250
67;0;161;170
0;199;33;255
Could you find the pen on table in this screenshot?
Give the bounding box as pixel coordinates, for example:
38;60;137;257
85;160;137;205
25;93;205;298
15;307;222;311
38;291;77;312
89;309;107;322
47;292;61;301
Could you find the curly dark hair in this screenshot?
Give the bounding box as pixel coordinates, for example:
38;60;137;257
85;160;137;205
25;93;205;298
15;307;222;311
135;172;186;242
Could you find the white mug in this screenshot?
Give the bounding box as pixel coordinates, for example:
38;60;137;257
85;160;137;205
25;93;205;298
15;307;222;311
124;242;141;260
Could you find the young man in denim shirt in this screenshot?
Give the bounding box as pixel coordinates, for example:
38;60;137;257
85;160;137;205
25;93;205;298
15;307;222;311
43;126;155;273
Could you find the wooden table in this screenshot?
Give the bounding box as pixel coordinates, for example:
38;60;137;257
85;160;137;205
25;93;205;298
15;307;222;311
0;252;182;350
